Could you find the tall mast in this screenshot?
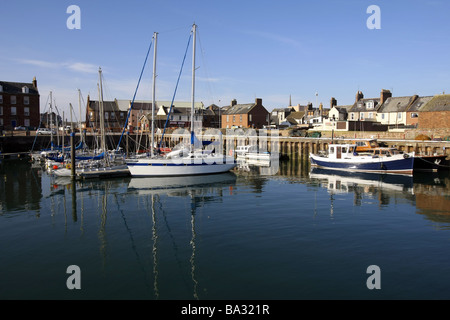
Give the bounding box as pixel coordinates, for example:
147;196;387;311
190;24;196;152
50;91;53;151
98;67;107;164
151;32;158;157
78;89;83;145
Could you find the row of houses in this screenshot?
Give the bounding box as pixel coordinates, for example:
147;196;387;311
85;96;271;131
272;89;450;133
1;77;449;134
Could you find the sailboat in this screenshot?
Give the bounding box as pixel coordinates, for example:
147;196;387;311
126;24;236;177
53;68;129;178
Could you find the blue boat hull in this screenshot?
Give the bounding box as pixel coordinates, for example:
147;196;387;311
309;155;414;175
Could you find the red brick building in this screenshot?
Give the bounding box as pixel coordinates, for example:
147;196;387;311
221;98;269;129
418;94;450;130
0;77;40;130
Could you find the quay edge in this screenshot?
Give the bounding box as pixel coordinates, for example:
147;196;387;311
2;132;450;161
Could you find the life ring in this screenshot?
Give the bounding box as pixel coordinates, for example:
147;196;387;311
403;154;409;159
66;163;71;169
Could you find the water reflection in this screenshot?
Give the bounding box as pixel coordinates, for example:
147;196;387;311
0;159;43;213
2;158;450;299
413;172;450;222
308;166;450;225
309;167;415;205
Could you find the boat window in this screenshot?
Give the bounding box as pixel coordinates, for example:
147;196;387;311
342;147;347;153
329;147;334;154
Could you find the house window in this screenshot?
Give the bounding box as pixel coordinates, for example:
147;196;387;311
111;112;115;119
0;85;3;92
105;112;109;120
398;113;402;119
11;106;17;115
120;113;124;119
24;96;29;105
360;113;364;120
11;96;16;104
22;86;29;94
368;112;373;119
226;115;229;122
24;119;30;127
411;113;418;118
0;118;3;126
350;113;355;120
24;107;30;116
366;100;374;109
0;107;2;115
0;95;3;104
239;114;242;122
381;114;385;120
232;115;235;122
249;114;252;122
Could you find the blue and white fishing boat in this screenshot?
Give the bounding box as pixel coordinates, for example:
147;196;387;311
309;143;415;175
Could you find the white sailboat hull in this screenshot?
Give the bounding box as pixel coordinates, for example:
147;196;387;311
126;156;236;177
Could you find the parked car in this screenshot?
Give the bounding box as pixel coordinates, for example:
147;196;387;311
36;128;56;135
14;126;27;131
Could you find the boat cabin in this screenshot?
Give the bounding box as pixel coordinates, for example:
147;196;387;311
366;147;402;157
326;144;357;160
325;144;403;160
352;139;379;152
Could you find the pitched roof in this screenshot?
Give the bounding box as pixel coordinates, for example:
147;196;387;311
349;98;380;112
0;81;39;95
286;111;305;120
116;99;131;111
157;101;204;109
378;95;418;113
223;103;255;115
334;105;352;113
420;94;450;112
88;100;122;112
407;96;433;112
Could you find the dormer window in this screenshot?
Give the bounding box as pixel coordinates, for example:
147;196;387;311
357;102;363;108
0;85;3;92
366;100;374;109
22;86;29;94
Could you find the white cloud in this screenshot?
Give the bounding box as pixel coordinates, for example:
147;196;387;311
16;59;60;69
15;58;99;75
241;30;303;49
65;62;99;74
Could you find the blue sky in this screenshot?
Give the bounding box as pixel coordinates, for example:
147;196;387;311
1;0;449;121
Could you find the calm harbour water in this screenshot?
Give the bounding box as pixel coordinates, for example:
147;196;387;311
1;157;450;300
